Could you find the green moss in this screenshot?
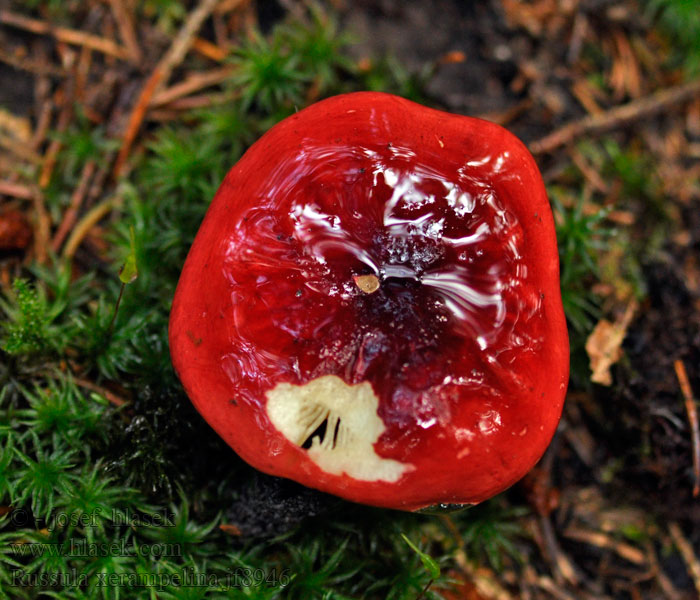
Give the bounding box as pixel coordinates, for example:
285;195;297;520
1;279;70;356
1;3;659;598
647;0;700;77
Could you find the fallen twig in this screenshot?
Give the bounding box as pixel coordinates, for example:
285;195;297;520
74;45;92;104
72;376;127;407
562;527;646;565
192;37;228;61
111;73;162;180
51;160;96;253
0;9;130;60
149;91;232;117
569;147;609;193
0;181;34;200
479;99;533;128
62;195;119;260
150;66;235;107
524;570;582;600
112;0;222;178
453;549;514;600
0;46;66;78
673;359;700;498
669;522;700;597
39;91;73;188
444;516;514;600
530;78;700;154
30;94;53;153
539;514;581;586
31;187;50;265
644;539;683;600
107;0;142;64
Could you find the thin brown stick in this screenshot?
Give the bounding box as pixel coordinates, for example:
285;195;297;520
453;548;514;600
72;376;127;407
570;147;609;193
563;527;646;565
88;156;116;203
0;46;66;77
51;160;96;253
525;571;581;600
55;40;77;71
145;109;184;122
540;515;580;586
74;45;92;104
212;11;228;48
164;90;232;109
0;181;34;200
0;9;130;60
39;91;73;188
530;78;700;155
111;71;162;179
31;187;51;265
674;359;700;498
62;196;119;260
192;37;227;61
31;79;53;151
644;539;682;600
147;92;232;120
150;66;235;107
108;0;142;64
147;94;233;121
480;99;533;128
112;0;221;178
154;0;224;85
669;522;700;597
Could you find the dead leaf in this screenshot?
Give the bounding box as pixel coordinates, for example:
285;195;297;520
586;300;637;385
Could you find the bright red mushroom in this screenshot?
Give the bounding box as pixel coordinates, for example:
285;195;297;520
169;92;569;511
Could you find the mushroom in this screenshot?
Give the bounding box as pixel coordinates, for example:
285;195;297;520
169;92;569;511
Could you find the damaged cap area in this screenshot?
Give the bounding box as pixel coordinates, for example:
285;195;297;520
266;375;411;483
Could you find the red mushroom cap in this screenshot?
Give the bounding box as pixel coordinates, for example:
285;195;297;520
169;92;569;511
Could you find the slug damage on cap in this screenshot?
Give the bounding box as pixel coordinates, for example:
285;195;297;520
265;375;412;482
